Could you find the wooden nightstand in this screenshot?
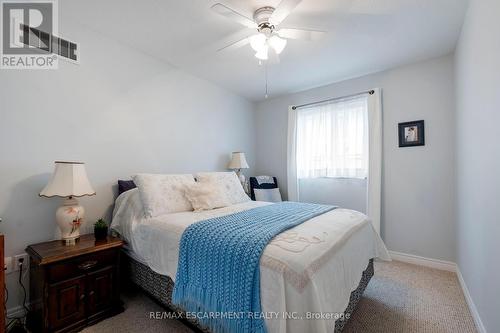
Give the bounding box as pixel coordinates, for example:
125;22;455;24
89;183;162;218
26;234;124;333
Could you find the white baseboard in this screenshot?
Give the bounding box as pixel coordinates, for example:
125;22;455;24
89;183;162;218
388;250;457;272
456;268;487;333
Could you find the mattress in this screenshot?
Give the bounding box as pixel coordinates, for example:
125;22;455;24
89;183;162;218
111;189;390;333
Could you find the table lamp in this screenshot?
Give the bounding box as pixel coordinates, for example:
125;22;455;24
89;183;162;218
39;161;95;245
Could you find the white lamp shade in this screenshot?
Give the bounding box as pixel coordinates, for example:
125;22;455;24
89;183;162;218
269;35;287;54
249;33;266;52
228;152;249;169
255;44;269;60
40;161;95;198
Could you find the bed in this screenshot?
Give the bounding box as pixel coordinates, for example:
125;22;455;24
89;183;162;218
111;173;390;333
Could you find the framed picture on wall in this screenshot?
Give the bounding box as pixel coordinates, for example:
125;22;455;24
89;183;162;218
398;120;425;147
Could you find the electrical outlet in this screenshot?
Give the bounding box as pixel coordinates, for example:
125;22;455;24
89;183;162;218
13;253;29;272
4;257;13;274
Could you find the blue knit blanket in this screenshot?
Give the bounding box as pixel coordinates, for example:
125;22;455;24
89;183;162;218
172;202;336;333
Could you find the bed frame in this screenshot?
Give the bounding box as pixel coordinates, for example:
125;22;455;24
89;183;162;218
122;252;373;332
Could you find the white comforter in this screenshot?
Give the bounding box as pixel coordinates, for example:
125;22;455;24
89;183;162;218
111;189;390;333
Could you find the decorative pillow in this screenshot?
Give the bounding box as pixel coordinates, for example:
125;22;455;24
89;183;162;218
132;173;195;218
254;188;282;203
118;180;136;196
183;181;230;212
195;172;250;205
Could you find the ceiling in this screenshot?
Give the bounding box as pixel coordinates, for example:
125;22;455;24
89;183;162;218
63;0;469;101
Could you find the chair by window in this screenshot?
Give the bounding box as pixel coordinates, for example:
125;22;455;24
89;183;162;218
249;176;282;202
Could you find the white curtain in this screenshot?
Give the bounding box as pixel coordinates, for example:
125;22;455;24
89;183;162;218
287;89;382;235
287;106;299;202
367;89;382;235
295;96;368;179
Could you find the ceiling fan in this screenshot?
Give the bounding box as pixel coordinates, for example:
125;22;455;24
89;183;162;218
211;0;326;62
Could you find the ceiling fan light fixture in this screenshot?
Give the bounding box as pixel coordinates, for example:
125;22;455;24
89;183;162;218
255;45;269;60
268;35;287;54
249;33;267;52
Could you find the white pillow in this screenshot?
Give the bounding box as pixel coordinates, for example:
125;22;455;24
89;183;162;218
132;173;195;218
195;172;250;205
254;188;282;203
183;182;230;212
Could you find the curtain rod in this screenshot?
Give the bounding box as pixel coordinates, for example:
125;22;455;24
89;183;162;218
291;89;375;110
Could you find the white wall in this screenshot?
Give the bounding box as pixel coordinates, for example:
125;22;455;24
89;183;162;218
455;0;500;331
255;55;456;262
0;18;255;311
299;178;367;213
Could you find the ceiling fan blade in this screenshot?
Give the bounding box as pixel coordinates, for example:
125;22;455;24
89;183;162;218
269;0;303;26
217;37;250;52
211;3;257;28
277;28;326;41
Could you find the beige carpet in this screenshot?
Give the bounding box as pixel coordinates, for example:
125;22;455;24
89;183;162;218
343;261;476;333
82;261;477;333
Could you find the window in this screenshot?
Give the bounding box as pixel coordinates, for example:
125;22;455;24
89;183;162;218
296;95;368;179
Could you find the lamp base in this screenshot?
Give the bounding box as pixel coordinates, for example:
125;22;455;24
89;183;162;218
56;197;84;245
235;170;250;195
235;169;246;184
62;238;78;246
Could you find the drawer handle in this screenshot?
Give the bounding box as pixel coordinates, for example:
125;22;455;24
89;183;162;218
78;260;98;270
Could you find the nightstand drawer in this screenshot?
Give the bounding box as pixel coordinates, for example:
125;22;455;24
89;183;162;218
47;249;118;283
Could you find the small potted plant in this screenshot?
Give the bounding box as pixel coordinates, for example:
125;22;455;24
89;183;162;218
94;219;108;240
